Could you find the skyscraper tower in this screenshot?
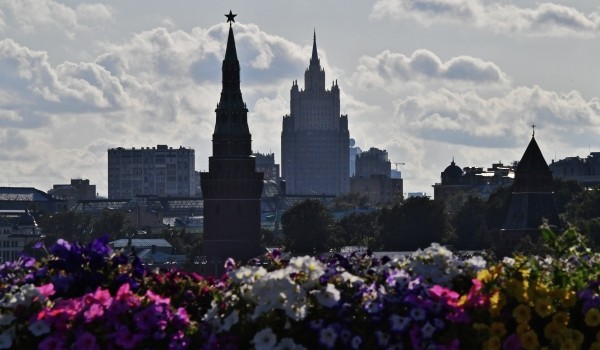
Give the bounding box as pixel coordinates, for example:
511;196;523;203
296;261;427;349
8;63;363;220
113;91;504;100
281;32;350;195
201;11;263;271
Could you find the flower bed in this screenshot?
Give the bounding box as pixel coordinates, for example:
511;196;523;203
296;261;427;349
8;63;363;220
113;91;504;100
1;227;600;349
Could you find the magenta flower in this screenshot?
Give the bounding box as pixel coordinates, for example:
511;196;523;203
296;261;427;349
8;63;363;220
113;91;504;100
83;303;105;323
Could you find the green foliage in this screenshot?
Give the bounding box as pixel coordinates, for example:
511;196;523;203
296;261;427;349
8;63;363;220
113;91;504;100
451;196;489;250
281;199;337;255
330;192;370;212
378;196;453;251
337;211;381;249
38;211;93;244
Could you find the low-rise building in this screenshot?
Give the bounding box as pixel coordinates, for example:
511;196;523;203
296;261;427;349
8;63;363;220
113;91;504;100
0;210;43;263
549;152;600;186
433;160;514;211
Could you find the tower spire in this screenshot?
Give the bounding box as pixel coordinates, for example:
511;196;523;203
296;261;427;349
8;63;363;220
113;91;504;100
214;11;249;145
310;29;319;68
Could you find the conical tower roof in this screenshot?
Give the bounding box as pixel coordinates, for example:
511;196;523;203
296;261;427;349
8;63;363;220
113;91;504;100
512;135;553;192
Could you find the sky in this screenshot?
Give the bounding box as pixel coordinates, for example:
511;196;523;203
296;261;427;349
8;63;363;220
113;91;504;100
0;0;599;197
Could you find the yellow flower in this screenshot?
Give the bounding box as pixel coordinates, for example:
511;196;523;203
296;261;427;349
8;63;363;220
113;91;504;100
490;322;507;338
517;322;530;335
483;336;501;350
473;323;490;332
544;322;562;340
561;290;577;308
586;308;600;327
535;297;555;318
519;267;531;279
559;342;578;350
552;311;569;326
478;269;492;282
513;304;532;324
519;330;539;350
591;342;600;350
560;329;584;347
534;282;550;297
490;290;505;316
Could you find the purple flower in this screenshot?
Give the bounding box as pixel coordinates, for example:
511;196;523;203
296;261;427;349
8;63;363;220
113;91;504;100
134;307;159;332
73;331;101;350
115;326;144;349
38;334;67;350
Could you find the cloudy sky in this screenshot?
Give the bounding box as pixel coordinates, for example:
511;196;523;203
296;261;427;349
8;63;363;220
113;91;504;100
0;0;598;197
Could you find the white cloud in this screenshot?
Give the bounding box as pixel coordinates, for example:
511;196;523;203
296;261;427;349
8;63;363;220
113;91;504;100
392;86;600;148
351;49;509;93
0;0;113;38
371;0;600;37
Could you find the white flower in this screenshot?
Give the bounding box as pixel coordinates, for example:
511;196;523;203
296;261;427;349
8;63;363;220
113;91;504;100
410;307;426;321
466;256;487;270
421;322;436;338
389;314;411;332
276;338;307;350
351;335;362;349
319;326;337;349
252;328;277;350
0;332;12;350
28;320;50;337
221;310;239;332
502;257;515;266
375;331;390;346
313;283;340;308
0;314;15;327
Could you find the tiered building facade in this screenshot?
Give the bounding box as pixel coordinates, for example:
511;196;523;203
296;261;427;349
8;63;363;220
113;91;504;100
281;32;350;196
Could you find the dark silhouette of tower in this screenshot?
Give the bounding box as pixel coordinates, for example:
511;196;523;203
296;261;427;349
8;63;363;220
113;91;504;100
281;31;350;195
500;129;560;255
201;11;263;272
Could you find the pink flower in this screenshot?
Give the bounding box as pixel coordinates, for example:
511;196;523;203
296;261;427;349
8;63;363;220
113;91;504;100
37;283;55;299
83;303;105;323
145;289;171;305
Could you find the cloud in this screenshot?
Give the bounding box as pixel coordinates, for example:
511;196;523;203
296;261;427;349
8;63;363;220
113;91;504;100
392;86;600;148
351;49;509;92
0;0;113;38
370;0;600;37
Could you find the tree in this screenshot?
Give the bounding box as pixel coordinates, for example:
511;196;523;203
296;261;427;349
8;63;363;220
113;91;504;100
379;197;453;251
37;211;94;245
91;209;134;239
281;199;337;255
483;186;512;231
331;192;370;212
452;196;488;250
338;211;381;249
565;186;600;246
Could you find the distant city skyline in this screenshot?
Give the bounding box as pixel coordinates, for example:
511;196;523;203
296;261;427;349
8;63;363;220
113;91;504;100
0;1;598;196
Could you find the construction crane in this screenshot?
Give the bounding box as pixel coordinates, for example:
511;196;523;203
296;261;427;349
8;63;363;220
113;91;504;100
393;162;405;171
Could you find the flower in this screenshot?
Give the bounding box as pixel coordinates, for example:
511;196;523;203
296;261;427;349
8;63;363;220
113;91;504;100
0;332;12;350
252;328;277;350
313;283;340;308
586;308;600;327
512;304;532;324
319;326;338;349
28;320;50;336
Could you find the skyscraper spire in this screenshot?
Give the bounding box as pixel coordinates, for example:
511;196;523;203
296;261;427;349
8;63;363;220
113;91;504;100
310;29;320;68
